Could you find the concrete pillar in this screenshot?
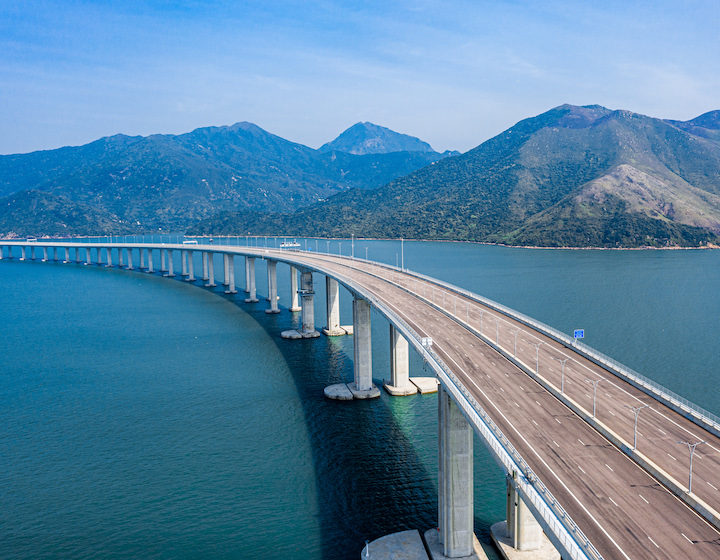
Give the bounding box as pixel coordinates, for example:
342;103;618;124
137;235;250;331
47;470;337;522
97;247;103;266
223;254;230;286
43;247;48;262
166;250;175;277
147;250;154;273
206;252;216;287
324;276;342;335
225;255;237;293
140;248;145;270
105;247;112;267
53;247;58;261
353;297;373;391
86;247;92;265
181;250;188;276
245;257;258;302
0;246;3;259
385;324;414;395
127;248;134;269
75;247;81;263
439;386;474;557
506;474;542;551
20;246;26;260
30;246;36;260
118;248;124;267
300;271;315;333
62;247;69;263
186;251;195;281
161;249;167;272
265;260;279;313
244;256;250;292
202;252;209;281
290;266;301;312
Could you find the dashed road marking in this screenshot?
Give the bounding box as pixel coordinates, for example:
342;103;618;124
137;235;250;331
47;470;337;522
553;440;560;447
555;418;562;424
681;533;693;544
658;428;666;435
648;536;659;548
668;454;677;461
536;401;542;406
605;464;614;472
578;439;585;446
578;466;585;474
639;494;649;504
608;410;615;416
608;496;618;507
708;482;718;490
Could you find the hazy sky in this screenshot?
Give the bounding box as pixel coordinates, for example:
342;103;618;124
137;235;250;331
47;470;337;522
2;0;719;155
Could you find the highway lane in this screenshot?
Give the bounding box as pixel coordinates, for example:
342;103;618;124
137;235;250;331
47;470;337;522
275;250;720;560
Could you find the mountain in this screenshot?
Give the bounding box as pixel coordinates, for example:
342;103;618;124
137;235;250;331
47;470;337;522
319;122;436;155
190;105;720;248
0;190;135;238
0;122;452;233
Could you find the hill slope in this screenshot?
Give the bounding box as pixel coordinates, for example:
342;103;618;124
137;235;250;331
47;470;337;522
191;105;720;247
0;122;451;232
319;122;435;155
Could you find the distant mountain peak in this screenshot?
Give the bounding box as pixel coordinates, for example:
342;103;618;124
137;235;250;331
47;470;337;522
319;122;435;155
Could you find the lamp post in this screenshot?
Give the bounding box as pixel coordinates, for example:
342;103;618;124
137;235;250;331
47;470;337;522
553;358;569;394
365;246;369;260
624;404;650;451
479;309;484;334
530;341;543;373
585;378;604;419
338;242;342;255
677;440;706;493
401;237;404;270
326;240;330;253
351;233;354;258
511;328;521;357
493;318;500;345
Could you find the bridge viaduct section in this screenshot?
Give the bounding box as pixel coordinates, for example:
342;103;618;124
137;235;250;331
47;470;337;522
3;241;720;560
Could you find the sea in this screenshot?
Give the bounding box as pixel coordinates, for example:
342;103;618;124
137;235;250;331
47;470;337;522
1;237;718;559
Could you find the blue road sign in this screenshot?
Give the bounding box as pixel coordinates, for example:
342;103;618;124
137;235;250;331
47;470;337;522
574;329;585;339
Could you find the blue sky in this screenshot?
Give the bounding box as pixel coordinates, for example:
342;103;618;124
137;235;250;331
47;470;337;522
1;0;719;154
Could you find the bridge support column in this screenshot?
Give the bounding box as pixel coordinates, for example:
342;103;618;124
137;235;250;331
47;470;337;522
105;248;112;267
244;257;258;302
223;254;230;286
0;246;3;259
147;250;154;273
202;252;209;281
299;271;319;337
165;250;175;277
20;246;26;261
384;325;418;395
75;247;81;263
205;253;216;287
438;385;474;558
127;249;134;270
139;248;145;270
322;277;344;335
30;246;36;260
348;297;379;398
503;474;543;551
289;266;301;312
161;249;167;273
225;255;237;294
186;251;195;281
118;248;124;267
244;256;250;293
265;260;280;313
181;250;188;276
53;247;59;261
86;248;92;265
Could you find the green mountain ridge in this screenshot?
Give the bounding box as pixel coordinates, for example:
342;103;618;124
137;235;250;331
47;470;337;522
0;121;452;235
190;105;720;248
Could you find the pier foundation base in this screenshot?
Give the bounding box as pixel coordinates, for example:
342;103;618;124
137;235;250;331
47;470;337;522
424;529;488;560
490;523;559;560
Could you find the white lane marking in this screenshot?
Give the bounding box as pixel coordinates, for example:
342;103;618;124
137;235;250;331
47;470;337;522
555;418;562;424
639;494;649;504
636;431;643;437
608;410;615;416
605;464;614;472
519;385;524;391
500;387;505;392
536;401;542;406
695;453;702;459
578;466;585;474
658;428;666;435
585;393;591;398
515;402;520;407
608;496;618;507
668;454;677;461
553;440;560;447
681;533;693;544
708;482;718;490
578;439;585;446
648;536;659;548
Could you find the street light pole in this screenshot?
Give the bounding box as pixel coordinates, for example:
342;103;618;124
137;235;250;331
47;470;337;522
494;318;500;345
326;240;330;253
677;440;706;493
530;341;543;373
401;237;404;270
511;328;521;357
339;242;342;255
585;378;604;419
624;404;650;451
553;358;569;394
352;233;354;259
365;246;368;261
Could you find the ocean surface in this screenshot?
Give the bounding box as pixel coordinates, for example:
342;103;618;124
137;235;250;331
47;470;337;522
1;238;717;559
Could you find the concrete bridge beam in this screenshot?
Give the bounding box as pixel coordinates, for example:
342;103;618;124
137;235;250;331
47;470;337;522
265;260;280;314
438;385;474;558
244;257;258;302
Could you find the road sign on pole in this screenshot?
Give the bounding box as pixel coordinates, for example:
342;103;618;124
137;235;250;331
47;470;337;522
574;329;585;339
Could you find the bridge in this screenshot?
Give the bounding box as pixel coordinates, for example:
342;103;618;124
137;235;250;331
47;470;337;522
2;240;720;560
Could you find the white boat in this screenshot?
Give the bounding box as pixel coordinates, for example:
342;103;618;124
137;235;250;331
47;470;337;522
280;240;301;249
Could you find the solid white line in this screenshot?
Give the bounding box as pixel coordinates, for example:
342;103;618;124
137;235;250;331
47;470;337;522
532;420;538;426
639;494;649;504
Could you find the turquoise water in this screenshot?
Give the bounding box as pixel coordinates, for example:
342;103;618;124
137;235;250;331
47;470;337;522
0;240;717;559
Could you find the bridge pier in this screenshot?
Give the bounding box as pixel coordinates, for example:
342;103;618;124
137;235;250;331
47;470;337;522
434;385;476;558
322;277;345;335
105;247;112;267
202;252;209;281
139;248;145;270
205;253;216;287
161;249;167;273
384;325;418;396
186;251;195;281
118;247;124;267
147;250;155;273
30;246;36;260
0;246;3;259
75;247;81;263
265;260;280;314
223;254;230;286
300;271;319;336
244;257;258;302
62;247;68;263
289;266;301;312
225;255;237;294
165;250;175;277
181;250;188;277
86;247;92;265
350;296;379;397
244;256;250;293
127;248;134;270
20;246;26;261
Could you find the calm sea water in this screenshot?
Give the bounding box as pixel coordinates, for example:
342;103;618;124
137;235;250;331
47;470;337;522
0;239;717;559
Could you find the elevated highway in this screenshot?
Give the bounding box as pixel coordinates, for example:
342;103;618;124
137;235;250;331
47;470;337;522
2;240;719;559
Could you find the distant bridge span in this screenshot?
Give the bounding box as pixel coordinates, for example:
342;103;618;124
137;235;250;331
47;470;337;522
2;240;720;560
